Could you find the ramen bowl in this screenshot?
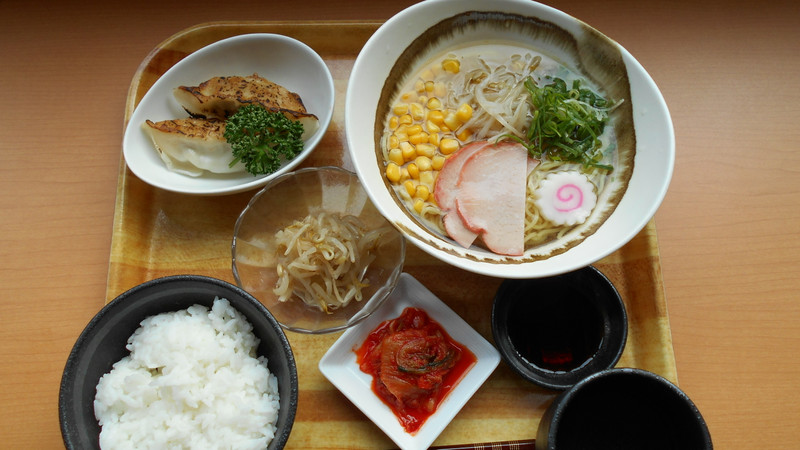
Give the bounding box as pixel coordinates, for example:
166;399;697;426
345;0;674;278
232;166;406;334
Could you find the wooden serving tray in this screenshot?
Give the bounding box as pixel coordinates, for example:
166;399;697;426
108;21;677;449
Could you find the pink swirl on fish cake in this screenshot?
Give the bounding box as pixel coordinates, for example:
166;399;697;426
555;184;584;212
533;171;597;226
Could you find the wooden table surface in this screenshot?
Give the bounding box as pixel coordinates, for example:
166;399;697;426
2;0;798;448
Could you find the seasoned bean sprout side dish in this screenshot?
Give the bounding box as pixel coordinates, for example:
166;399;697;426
273;211;393;313
380;44;622;256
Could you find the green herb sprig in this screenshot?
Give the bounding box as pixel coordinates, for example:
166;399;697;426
224;104;305;176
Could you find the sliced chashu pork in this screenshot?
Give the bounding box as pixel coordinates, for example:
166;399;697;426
433;141;491;248
454;142;530;256
174;73;319;140
456;143;531;255
433;140;537;256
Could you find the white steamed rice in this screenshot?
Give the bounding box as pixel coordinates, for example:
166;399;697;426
94;297;280;449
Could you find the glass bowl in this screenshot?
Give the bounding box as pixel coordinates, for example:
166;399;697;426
232;166;406;333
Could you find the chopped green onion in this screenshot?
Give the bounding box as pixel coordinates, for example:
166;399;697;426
515;76;616;170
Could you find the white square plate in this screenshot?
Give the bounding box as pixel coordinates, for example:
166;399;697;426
318;273;501;450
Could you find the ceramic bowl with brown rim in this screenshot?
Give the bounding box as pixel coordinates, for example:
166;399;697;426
345;0;673;278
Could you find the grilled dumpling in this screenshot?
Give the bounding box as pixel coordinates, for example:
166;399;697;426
142;118;245;177
174;73;319;140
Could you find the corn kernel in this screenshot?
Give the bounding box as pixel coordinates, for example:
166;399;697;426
388;135;400;150
409;132;430;145
443;111;461;131
424;80;435;93
400;167;410;181
385;163;401;183
425;119;441;134
428;132;440;147
400;91;418;103
439;138;460;155
415;184;430;201
399;114;413;125
393;103;409;116
432;155;446;170
456;103;473;122
415;156;432;171
415;143;436;158
410;103;425;121
426;97;442;110
427;110;445;125
442;58;460;74
414;79;425;93
413;198;425;214
389;116;399;130
405;124;423;136
456;128;472;142
403;180;417;197
400;141;416;161
434;82;447;98
407;163;419;179
388;148;404;165
419;170;436;189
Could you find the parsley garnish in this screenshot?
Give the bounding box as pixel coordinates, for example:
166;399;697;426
224;104;305;176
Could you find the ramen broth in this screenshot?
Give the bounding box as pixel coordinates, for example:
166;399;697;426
380;43;618;253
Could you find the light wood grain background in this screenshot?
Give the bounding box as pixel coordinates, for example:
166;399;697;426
2;0;799;448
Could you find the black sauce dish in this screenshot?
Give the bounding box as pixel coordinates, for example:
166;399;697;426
59;275;298;450
491;265;627;390
536;368;713;450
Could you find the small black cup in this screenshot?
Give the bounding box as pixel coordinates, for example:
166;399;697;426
491;265;627;390
536;368;713;449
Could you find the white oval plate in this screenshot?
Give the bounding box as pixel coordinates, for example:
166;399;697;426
123;33;335;196
319;273;500;450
